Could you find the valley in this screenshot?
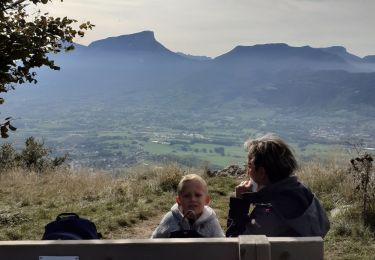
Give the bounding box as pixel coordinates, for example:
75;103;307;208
5;101;373;170
2;31;375;169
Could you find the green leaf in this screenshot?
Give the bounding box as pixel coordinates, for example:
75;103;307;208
0;0;93;111
1;125;9;138
9;124;17;131
65;45;75;51
1;125;8;133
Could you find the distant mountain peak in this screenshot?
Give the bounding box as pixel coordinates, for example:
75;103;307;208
232;43;290;52
323;46;347;53
221;43;315;57
87;30;173;54
320;46;361;62
113;30;156;43
216;43;345;64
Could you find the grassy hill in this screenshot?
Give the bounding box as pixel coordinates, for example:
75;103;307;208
0;160;374;259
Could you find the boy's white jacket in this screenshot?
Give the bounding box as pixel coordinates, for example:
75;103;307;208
151;203;225;238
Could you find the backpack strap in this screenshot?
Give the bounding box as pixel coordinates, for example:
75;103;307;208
56;213;80;221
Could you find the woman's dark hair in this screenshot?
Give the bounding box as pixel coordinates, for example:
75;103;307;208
244;134;298;183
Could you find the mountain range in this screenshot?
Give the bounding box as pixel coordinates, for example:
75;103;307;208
3;30;375;167
7;30;373;110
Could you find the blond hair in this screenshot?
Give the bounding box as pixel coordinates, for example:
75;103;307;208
177;174;208;195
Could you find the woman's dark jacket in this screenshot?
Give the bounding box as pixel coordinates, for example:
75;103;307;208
226;176;330;237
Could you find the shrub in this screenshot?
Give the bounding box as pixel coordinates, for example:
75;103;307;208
0;143;18;172
156;164;184;192
0;137;68;173
349;153;375;228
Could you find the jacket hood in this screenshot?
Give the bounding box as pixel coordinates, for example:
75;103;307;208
243;176;330;237
284;197;330;237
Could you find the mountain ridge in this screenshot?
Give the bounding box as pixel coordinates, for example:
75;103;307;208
77;31;375;64
216;43;344;62
70;31;375;74
19;30;375;110
85;31;183;61
3;31;374;171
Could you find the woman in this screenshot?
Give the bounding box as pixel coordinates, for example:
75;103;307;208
226;134;330;237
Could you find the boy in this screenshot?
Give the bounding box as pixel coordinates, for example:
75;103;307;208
151;174;224;238
226;134;330;237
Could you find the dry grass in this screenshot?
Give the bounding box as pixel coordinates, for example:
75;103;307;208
0;169;116;205
297;161;350;211
297;159;375;260
0;164;205;240
0;160;374;259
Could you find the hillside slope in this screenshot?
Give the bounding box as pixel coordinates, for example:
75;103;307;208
0;161;374;259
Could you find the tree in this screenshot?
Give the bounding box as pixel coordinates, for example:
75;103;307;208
0;142;17;171
0;0;94;137
0;136;69;173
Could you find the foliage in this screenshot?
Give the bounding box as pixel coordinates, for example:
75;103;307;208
349;152;374;227
0;136;68;173
0;0;94;137
0;117;17;138
0;142;17;170
156;164;184;192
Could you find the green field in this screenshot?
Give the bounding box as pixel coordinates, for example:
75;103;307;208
4;100;373;170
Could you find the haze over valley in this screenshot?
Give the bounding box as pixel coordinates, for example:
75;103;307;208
3;31;375;169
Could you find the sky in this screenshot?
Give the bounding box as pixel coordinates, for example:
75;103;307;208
43;0;375;58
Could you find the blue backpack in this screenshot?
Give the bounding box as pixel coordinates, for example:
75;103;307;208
42;213;102;240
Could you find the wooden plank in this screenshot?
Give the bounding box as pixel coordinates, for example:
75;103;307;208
268;237;323;260
239;235;270;260
0;238;239;260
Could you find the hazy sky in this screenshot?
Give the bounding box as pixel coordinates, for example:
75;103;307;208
44;0;374;58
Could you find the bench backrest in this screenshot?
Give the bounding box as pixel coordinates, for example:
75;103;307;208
0;236;323;260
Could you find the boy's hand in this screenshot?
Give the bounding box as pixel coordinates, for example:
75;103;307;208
235;180;253;198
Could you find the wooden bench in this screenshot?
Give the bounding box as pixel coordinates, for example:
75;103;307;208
0;235;323;260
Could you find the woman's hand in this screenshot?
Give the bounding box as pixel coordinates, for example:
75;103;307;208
235;180;254;198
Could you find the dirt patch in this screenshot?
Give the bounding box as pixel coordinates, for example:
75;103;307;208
128;213;164;238
109;213;164;239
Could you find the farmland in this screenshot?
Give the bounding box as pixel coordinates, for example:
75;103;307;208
4;99;372;170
